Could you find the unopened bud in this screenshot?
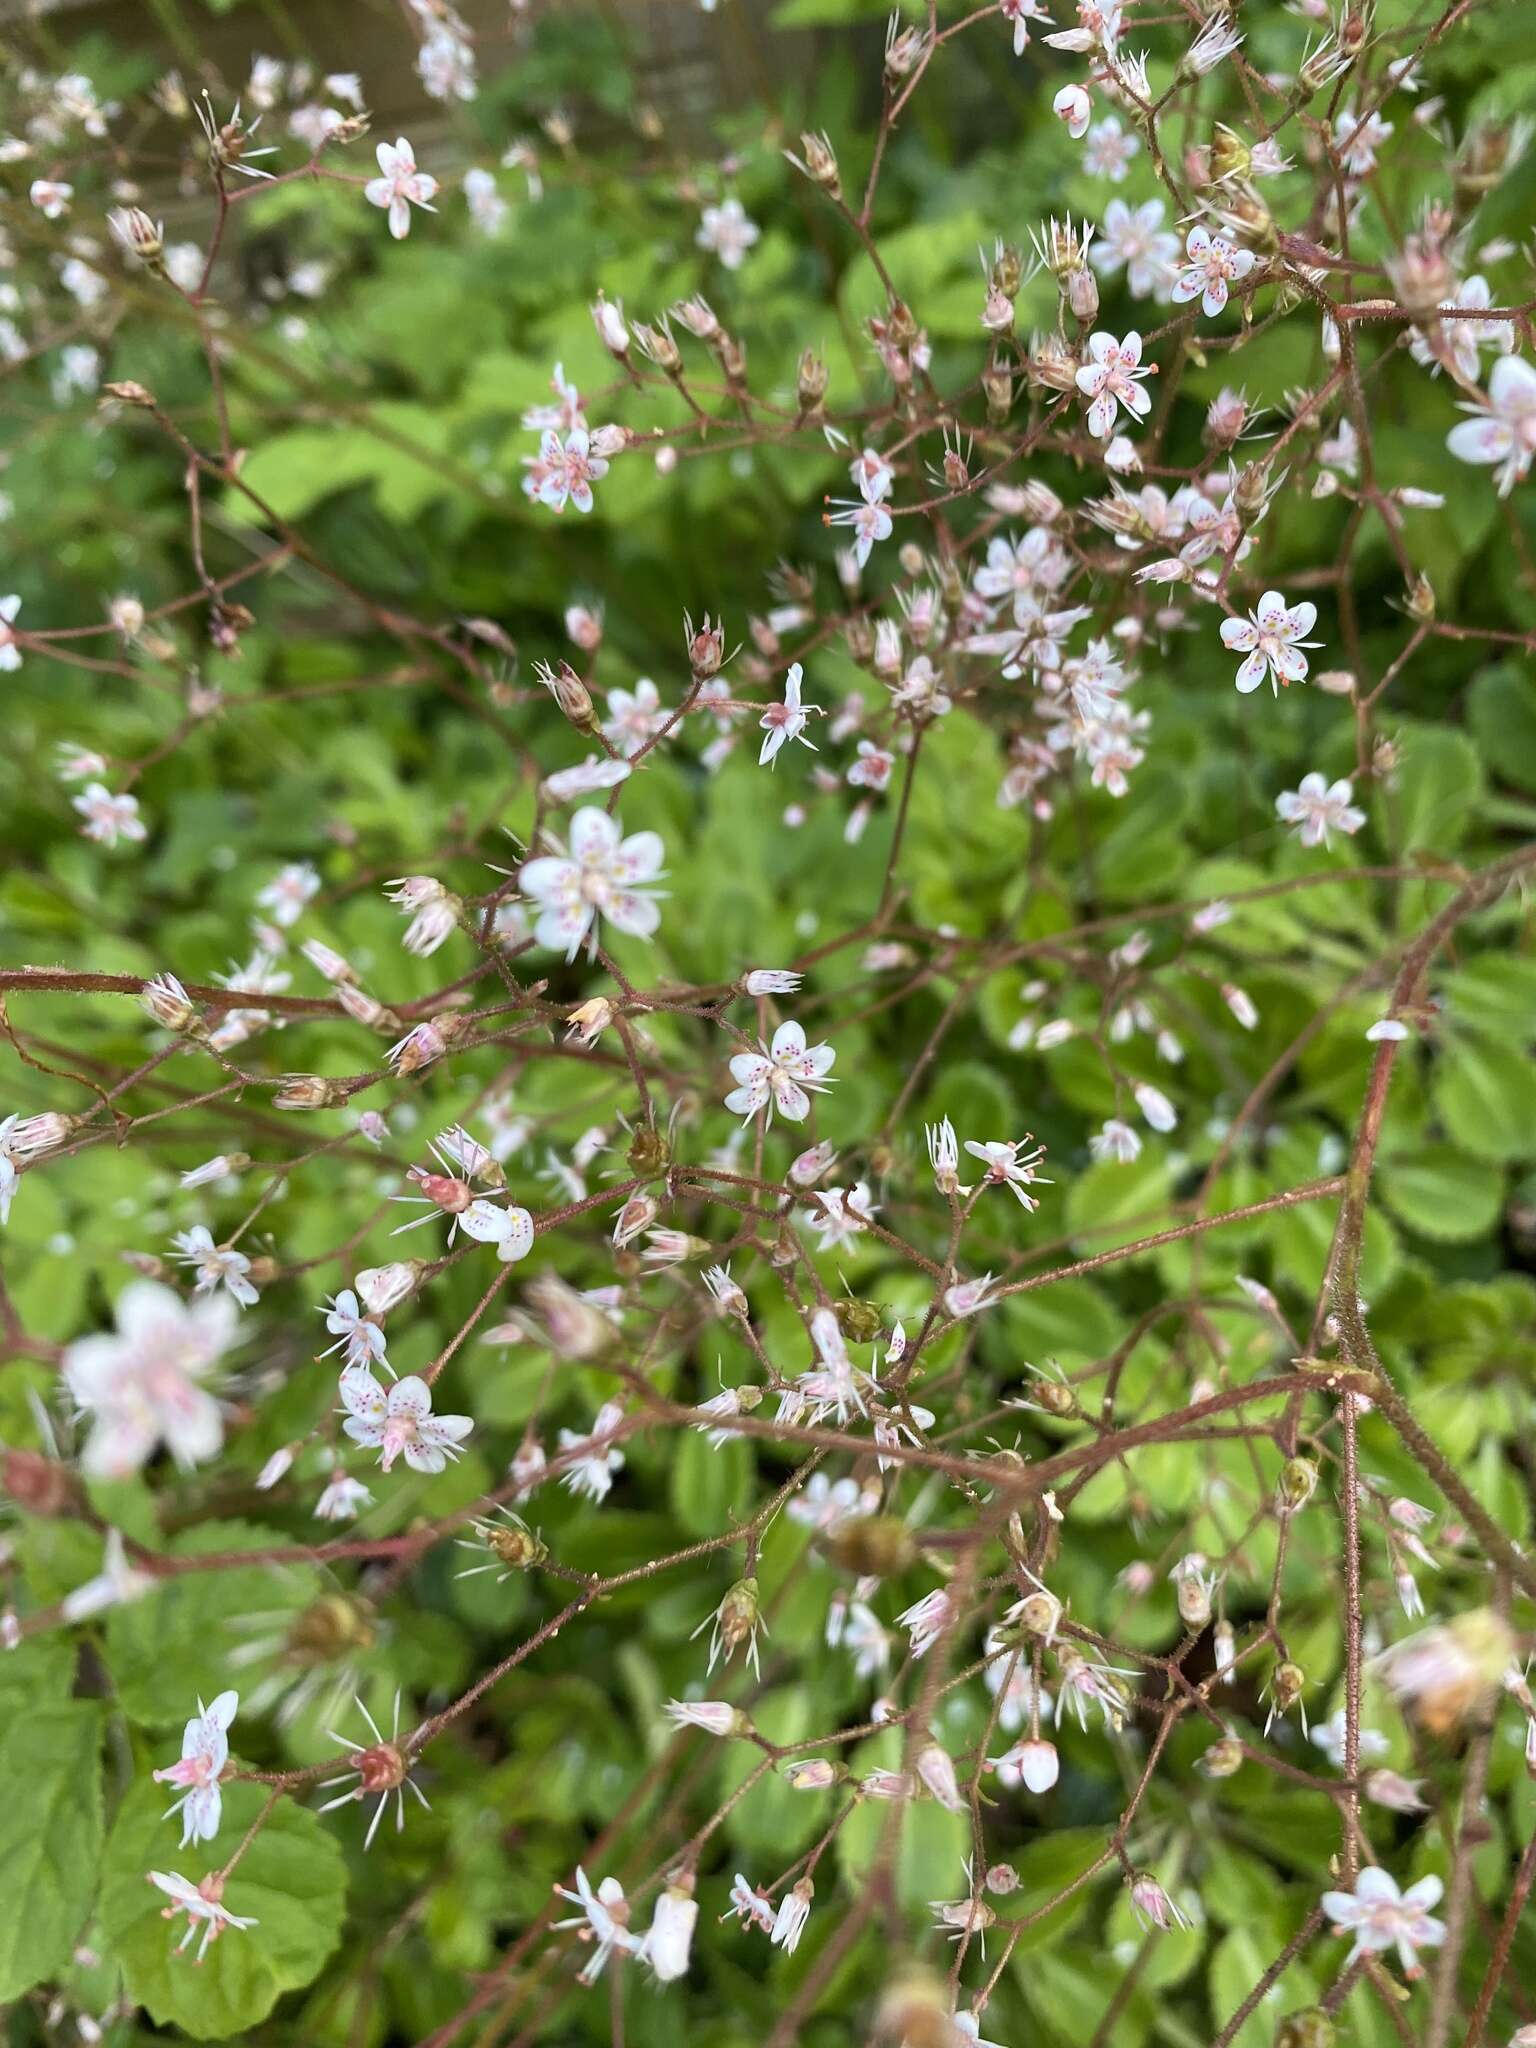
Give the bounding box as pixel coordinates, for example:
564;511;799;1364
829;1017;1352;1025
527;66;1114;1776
1066;265;1099;324
1405;573;1436;621
797;349;829;415
792;130;841;197
108;206;164;269
1276;1457;1319;1512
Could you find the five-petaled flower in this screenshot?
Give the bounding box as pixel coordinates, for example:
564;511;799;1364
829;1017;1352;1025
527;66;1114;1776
154;1690;238;1847
1171;225;1255;318
725;1019;836;1125
1220;590;1321;694
519;806;665;959
1076;331;1154;439
365;137;438;238
148;1869;257;1963
1447;354;1536;496
340;1367;472;1474
759;662;819;766
696;196;760;269
536;427;608;515
64;1279;233;1478
1275;772;1366;848
1321;1868;1445;1977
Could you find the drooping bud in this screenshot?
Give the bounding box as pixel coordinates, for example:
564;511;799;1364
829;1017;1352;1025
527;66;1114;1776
1276;1456;1319;1513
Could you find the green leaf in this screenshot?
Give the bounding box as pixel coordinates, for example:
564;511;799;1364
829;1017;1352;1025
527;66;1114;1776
106;1520;323;1728
0;1701;104;2000
98;1778;348;2038
1392;725;1484;853
1433;1037;1536;1162
1379;1145;1505;1243
669;1426;752;1538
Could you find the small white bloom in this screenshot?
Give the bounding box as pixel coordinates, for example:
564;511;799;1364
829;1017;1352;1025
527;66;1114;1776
153;1691;237;1847
365;137;438;239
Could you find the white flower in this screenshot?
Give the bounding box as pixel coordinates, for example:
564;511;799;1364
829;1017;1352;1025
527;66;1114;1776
1275;772;1366;848
148;1870;257;1963
1000;0;1052;52
1334;109;1393;178
770;1879;814;1954
963;1137;1051;1210
1076;330;1154;439
826;496;894;567
256;861;320;927
954;2010;1008;2048
64;1281;232;1478
897;1587;955;1658
724;1019;836;1124
1310;1709;1390;1769
602;677;665;757
1053;83;1091;138
1090;1118;1141;1163
320;1289;389;1371
730;1873;776;1933
696;195;759;269
153;1690;237;1847
1447;355;1536;496
72;783;146;847
554;1867;640;1983
1091;198;1181;300
1083;116;1138;182
0;594;23;672
365;137;438;238
385;876;459;956
339;1368;472;1475
30;179;73;218
1321;1868;1445;1976
759;663;820;766
641;1884;698;1981
945;1272;998;1318
558;1399;626;1502
1170;225;1255;318
1220;590;1321;694
519;807;665;959
315;1471;373;1520
538;427;610;515
171;1226;259;1308
995;1734;1059;1793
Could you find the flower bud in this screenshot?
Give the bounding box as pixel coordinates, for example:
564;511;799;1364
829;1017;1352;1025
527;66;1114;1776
1028;332;1080;395
916;1742;964;1811
833;1297;884;1347
1275;2011;1335;2048
539;659;598;732
591;292;629;356
1066;264;1099;324
983;358;1014;424
141;972;200;1034
796;349;829;415
1405;573;1436;621
354;1262;421;1315
634;319;682;375
108;206;164;269
792;129;840;197
628;1124;670;1177
273;1074;351;1110
588;424;629;460
1199;1735;1244;1777
986;1863;1019;1893
685;613;725;679
783;1756;841;1790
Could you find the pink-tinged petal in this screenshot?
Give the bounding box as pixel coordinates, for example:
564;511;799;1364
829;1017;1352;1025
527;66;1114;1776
770;1020;808;1061
1230;248;1256;279
1122;382;1152;417
1185;227;1211;258
340;1365;387;1420
1446;417;1512;465
1352;1868;1401;1905
1202;279;1228;317
569;807;621;861
1286;599;1318;636
569;482;594;514
1489;354;1536;411
343;1413;387;1449
1170;273;1202;304
1075;362;1105;396
388;197;410;240
1235;649;1270;692
534;903;593;956
364;177;393;209
518;855;577;902
1220;616;1258;650
402;1443;447;1475
729;1053;772;1086
1272;643;1310;682
615;830;665;882
1255;590;1289;627
387;1375;433;1424
1402;1876;1443;1912
723;1083;766;1117
1086;331;1117;363
798;1043;836;1078
422;1412;473;1446
1087;393;1115;438
772;1077;812;1122
606;889;662;938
